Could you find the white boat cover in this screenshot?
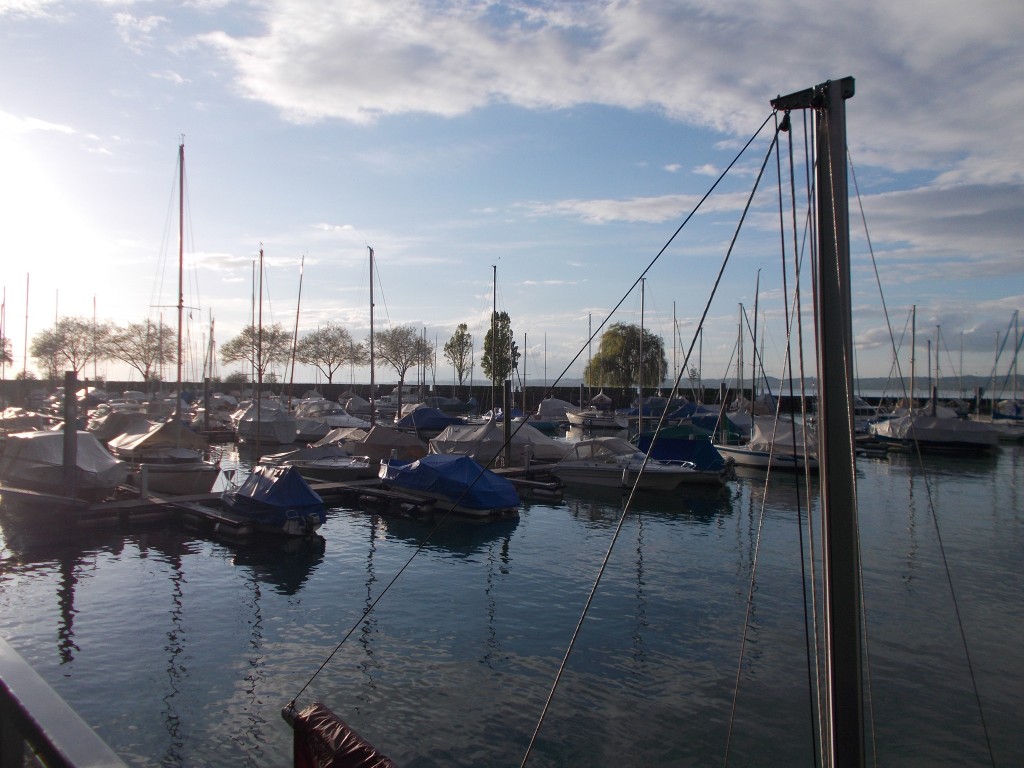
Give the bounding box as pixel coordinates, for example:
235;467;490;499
343;425;427;462
535;398;580;420
0;430;128;494
429;417;570;465
747;416;817;454
108;419;209;455
872;412;998;447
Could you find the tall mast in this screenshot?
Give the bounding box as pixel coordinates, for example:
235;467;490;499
752;269;760;402
491;264;497;415
256;245;264;451
176;142;184;422
368;246;376;425
23;273;29;381
638;277;645;426
910;305;916;408
773;76;860;768
287;255;305;408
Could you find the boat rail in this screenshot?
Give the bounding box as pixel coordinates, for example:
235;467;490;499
0;636;127;767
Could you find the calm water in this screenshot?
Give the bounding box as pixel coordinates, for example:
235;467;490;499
1;444;1022;766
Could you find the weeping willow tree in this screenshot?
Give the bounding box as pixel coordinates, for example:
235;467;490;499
584;322;667;390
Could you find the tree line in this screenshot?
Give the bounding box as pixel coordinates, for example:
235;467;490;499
5;313;667;394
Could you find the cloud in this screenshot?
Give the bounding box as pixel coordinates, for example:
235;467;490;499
0;0;61;19
113;12;167;52
196;0;1024;184
0;110;75;136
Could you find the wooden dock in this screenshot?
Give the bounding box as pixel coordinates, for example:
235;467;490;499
1;468;564;541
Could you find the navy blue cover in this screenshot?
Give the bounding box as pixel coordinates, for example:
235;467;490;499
384;454;519;511
224;465;326;527
635;431;728;471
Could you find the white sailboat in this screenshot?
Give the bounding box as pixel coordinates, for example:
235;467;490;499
116;142;220;494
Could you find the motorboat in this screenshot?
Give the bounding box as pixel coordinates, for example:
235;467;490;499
233;400;297;445
258;444;377;483
429;416;570;467
107;419;221;495
713;416;818;471
549;436;701;491
633;425;734;485
565;408;628;430
870;407;999;454
0;430;128;502
379;453;520;518
221;464;326;536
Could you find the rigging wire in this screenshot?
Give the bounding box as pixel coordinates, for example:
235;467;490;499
525;118;783;767
778;109;821;767
849;152;998;767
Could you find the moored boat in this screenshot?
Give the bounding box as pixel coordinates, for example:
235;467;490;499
0;430;129;503
107;419;221;495
869;408;999;454
550;436;702;491
713;416;818;471
258;444;377;483
379;453;520;518
221;464;326;536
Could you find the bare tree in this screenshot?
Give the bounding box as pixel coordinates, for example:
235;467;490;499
30;316;111;380
220;324;292;386
107;319;177;383
296;324;368;384
372;325;433;415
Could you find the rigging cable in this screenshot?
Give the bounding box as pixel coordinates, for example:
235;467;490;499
851;153;999;767
523;116;782;767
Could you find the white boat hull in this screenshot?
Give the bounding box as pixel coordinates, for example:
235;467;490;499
714;444;818;471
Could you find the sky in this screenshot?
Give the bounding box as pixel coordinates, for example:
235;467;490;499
1;0;1022;397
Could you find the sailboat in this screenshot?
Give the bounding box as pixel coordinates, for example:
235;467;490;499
114;142;221;495
869;306;999;454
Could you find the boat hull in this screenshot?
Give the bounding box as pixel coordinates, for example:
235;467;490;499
714;444;819;471
550;465;685;491
129;462;221;495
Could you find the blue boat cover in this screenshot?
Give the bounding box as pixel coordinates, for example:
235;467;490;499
383;454;519;511
394;407;464;431
635;432;729;471
224;465;326;528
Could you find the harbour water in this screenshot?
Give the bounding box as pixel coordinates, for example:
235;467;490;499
0;443;1021;766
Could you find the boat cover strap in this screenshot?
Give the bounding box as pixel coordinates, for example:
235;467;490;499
287;701;397;768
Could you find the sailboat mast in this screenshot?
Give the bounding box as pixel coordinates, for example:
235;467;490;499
491;264;497;415
288;255;305;407
752;269;760;403
368;246;376;425
910;305;916;408
176;141;185;422
773;76;860;768
638;277;645;426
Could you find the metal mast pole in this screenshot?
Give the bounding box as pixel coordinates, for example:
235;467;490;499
773;76;860;768
369;246;376;425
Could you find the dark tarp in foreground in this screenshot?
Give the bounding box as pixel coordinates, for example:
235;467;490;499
287;701;396;768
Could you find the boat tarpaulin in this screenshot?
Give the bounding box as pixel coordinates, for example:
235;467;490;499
286;702;396;768
382;453;519;511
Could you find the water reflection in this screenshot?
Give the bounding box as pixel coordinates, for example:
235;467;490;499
229;535;326;595
562;483;734;523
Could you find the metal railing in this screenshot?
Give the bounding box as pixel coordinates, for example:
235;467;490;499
0;636;127;768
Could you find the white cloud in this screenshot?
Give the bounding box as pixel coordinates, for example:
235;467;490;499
195;0;1024;184
0;0;60;18
114;12;167;52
